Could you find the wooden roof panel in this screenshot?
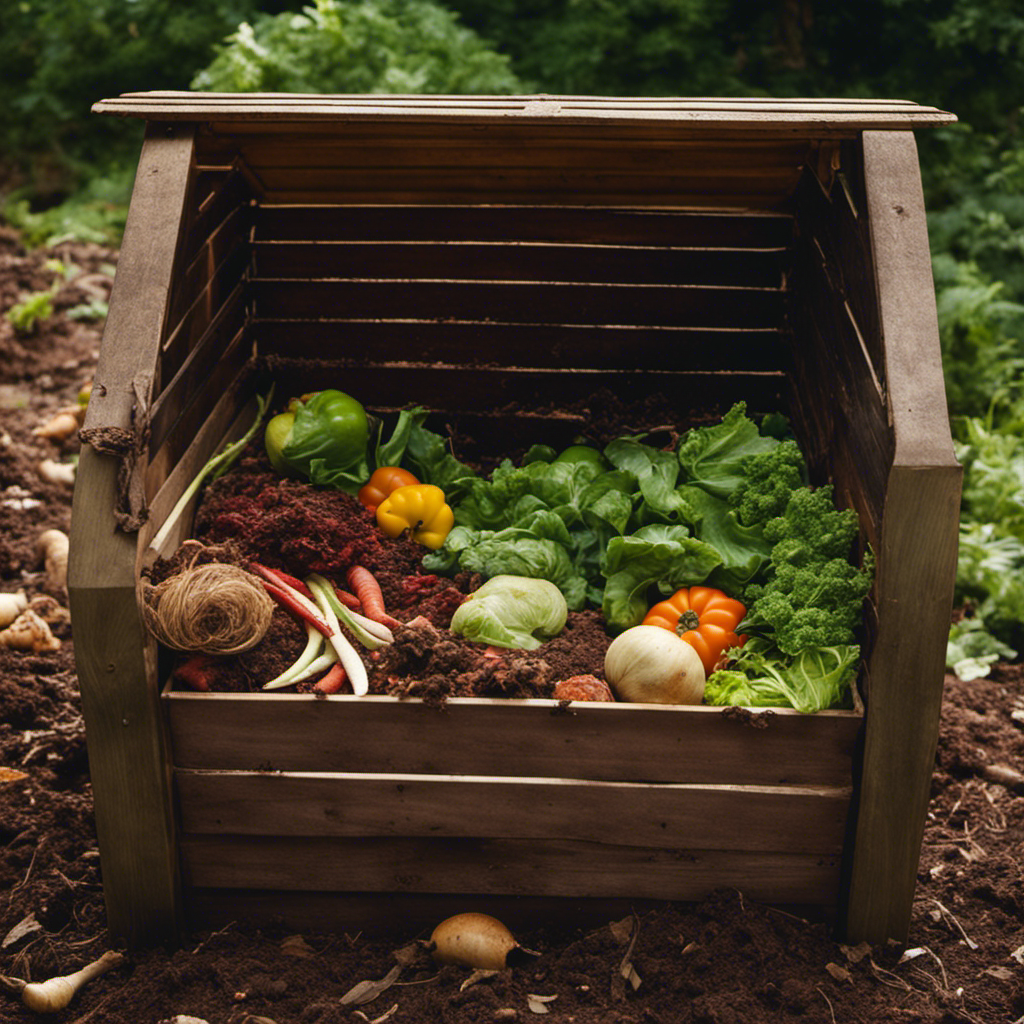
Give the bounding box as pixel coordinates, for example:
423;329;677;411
93;91;957;133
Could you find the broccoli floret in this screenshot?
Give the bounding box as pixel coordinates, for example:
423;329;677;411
762;485;860;566
728;440;807;527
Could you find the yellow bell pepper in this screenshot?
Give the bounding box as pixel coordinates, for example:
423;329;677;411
376;484;454;550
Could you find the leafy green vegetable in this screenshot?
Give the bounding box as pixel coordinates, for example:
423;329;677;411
676;402;779;500
741;487;872;657
704;641;860;714
946;615;1018;682
599;524;723;631
449;574;568;650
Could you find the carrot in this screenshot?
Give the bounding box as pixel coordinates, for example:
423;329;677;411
251;563;316;601
332;587;363;611
346;566;403;629
261;579;335;639
313;662;348;694
173;653;218;692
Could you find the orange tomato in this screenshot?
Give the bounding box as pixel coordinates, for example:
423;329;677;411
642;586;748;675
358;466;420;509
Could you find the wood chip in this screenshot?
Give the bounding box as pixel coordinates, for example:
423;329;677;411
341;965;402;1006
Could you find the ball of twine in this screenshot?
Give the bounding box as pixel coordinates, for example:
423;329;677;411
143;561;275;655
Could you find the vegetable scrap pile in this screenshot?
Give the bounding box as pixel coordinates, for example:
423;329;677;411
151;389;873;712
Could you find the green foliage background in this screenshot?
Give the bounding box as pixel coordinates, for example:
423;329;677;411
2;0;1023;661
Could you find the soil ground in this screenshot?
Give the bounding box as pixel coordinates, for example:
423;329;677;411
2;232;1023;1023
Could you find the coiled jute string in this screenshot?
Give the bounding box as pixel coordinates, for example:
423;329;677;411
143;559;274;655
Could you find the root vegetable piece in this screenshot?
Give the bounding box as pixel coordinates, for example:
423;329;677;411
0;590;28;628
20;950;124;1013
0;609;61;652
431;913;521;970
37;529;69;593
553;674;615;702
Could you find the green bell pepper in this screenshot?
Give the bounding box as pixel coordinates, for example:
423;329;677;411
264;389;369;482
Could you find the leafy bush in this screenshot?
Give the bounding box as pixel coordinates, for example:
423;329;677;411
192;0;523;94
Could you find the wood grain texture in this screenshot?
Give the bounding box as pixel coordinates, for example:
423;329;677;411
164;693;860;788
254;204;795;248
93;92;956;132
843;131;963;946
179;835;842;904
174;769;850;854
68;123;200;946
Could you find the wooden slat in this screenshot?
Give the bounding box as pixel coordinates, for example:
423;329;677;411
843;131;963;946
160;238;250;388
787;238;891;542
253;320;790;372
252;241;786;287
146;321;253;496
237;135;813;171
249;363;789;422
175;770;850;854
93;91;957;131
141;389;257;559
164;694;860;788
179;835;841;904
68;122;198;948
149;281;249;456
796;160;885;379
254;279;783;328
254;204;795;248
248;165;805;204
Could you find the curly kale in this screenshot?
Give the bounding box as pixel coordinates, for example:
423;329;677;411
742;485;873;656
728;440;807;527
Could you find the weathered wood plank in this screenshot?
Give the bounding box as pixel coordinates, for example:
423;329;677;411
254;204;795;248
164;693;860;788
252;241;786;287
142;386;256;549
249;362;789;421
253;320;790;372
175;770;850;854
843;131;963;946
93;91;956;131
254;279;783;329
68;122;198;947
179;835;842;904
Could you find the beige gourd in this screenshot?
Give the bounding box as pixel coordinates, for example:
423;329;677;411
604;624;706;704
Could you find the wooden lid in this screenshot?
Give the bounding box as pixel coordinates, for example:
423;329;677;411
93;92;956;132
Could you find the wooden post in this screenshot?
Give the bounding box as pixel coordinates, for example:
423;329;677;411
842;130;962;944
68;123;197;946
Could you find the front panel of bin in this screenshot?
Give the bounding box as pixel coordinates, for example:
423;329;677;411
74;94;959;946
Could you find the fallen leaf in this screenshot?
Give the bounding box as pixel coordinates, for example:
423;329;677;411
393;940;426;967
527;993;558;1014
608;916;633;944
840;941;872;964
279;934;315;958
897;947;928;965
341;964;402;1006
983;965;1016;983
0;767;29;785
825;962;853;983
1011;945;1024;965
2;913;41;949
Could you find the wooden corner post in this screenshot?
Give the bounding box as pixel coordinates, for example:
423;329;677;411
843;130;963;944
68;122;197;946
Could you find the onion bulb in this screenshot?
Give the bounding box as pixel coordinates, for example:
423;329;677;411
604;624;706;704
430;912;520;970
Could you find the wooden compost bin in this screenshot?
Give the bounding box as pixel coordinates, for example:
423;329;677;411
70;93;962;949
